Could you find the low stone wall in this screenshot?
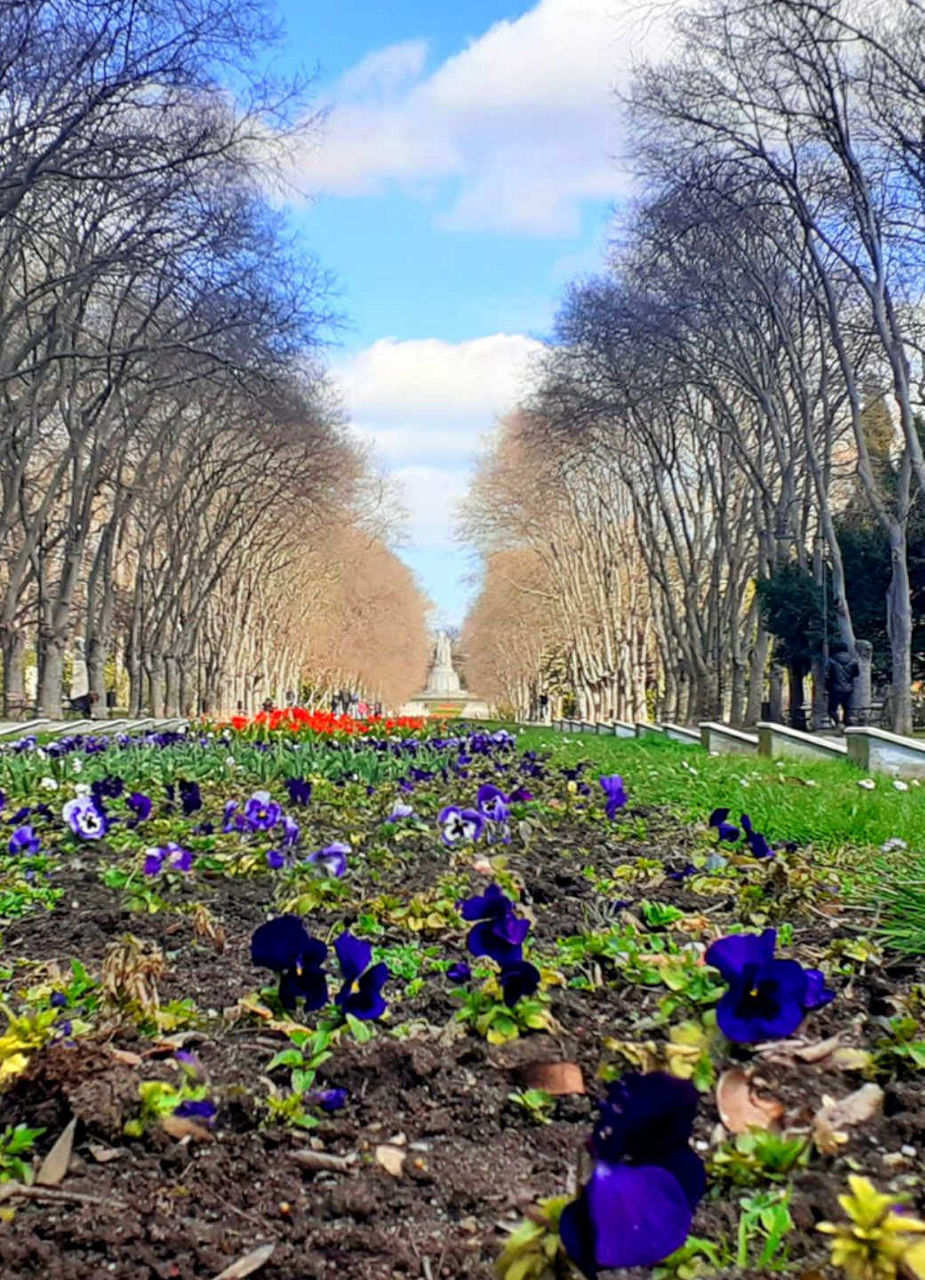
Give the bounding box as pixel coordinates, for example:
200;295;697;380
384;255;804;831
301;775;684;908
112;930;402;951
699;722;759;755
757;721;848;761
845;726;925;778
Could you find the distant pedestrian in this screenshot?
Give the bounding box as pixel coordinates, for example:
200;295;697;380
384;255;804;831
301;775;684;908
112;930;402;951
285;689;297;708
68;690;99;718
826;645;860;728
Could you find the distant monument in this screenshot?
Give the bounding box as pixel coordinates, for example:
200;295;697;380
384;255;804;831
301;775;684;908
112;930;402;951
401;630;489;719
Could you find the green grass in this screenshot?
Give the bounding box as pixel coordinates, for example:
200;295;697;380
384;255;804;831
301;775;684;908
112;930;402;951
515;727;925;857
515;726;925;951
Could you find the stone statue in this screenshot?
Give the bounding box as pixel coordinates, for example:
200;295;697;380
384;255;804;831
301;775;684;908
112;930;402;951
425;630;461;695
435;630;452;669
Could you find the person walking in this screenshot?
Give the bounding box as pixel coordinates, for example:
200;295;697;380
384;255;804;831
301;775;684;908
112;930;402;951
825;645;860;729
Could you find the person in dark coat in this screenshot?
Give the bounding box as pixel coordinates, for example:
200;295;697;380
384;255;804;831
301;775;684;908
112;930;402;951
826;645;860;728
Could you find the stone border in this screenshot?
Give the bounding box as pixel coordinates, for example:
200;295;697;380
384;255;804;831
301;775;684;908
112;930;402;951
757;721;847;761
613;720;636;739
663;722;702;746
845;725;925;778
699;722;759;755
635;722;663;739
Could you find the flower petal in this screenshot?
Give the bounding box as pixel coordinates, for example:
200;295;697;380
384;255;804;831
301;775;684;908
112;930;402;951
560;1162;693;1274
334;932;371;984
705;929;777;981
251;915;312;972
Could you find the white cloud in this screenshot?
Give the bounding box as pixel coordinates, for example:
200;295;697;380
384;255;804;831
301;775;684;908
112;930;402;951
332;333;543;461
332;332;543;550
291;0;669;235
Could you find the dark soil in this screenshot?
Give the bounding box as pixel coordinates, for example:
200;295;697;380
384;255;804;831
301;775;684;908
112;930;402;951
0;788;922;1279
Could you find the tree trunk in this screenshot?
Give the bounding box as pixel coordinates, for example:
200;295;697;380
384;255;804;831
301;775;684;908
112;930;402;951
745;627;769;725
2;627;26;717
887;529;914;735
38;636;66;719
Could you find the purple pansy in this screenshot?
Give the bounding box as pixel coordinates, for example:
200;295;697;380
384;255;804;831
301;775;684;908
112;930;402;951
144;842;193;876
741;814;773;859
459;884;529;966
498;958;541;1007
708;808;740;842
600;775;627;819
286;777;312;806
308;841;350;878
333;932;389;1021
477;784;509;822
388;801;415;821
126;791;153;823
173;1098;217;1124
313;1087;348;1113
244;791;282;831
438;805;485;847
251;915;329;1012
178;780;202;815
62;795;108;840
706;928;835;1044
8;824;40;856
447;960;471;983
560;1072;704;1276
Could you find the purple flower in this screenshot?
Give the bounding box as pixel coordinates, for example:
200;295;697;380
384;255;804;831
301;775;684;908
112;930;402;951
244;791;282;831
266;849;286;870
447;961;471;983
560;1072;704;1276
477;784;509;822
286;777;312;806
308;841;349;878
251;915;329;1012
600;775;627;819
459;883;530;967
333;932;389;1021
126;791;152;823
50;992;68;1009
438;805;484;847
179;780;202;815
499;958;540;1007
741;814;773;859
8;824;40;856
706;929;835;1044
144;842;193;876
388;801;415;821
281;814;301;848
509;786;533;802
708;808;740;842
312;1087;348;1113
222;800;246;833
173;1099;217;1124
62;795;108;840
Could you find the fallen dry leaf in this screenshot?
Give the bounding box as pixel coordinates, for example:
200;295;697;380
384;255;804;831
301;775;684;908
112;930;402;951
36;1116;77;1186
160;1114;214;1143
716;1068;785;1134
210;1242;276;1280
105;1048;143;1067
88;1143;124;1164
290;1149;356;1173
519;1061;585;1095
374;1144;406;1178
813;1083;883;1155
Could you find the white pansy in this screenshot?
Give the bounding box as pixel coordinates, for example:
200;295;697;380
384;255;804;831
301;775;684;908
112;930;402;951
857;778;876;790
40;776;59;791
893;779;910;791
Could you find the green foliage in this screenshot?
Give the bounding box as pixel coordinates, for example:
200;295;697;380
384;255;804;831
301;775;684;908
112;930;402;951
507;1089;556;1125
0;1124;45;1185
755;562;825;668
494;1196;571;1280
711;1131;810;1187
736;1189;794;1271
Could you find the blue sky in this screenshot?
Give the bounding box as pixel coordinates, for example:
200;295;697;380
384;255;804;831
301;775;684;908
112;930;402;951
270;0;659;623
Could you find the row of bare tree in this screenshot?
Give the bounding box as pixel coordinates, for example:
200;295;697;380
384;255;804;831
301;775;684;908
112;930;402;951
462;0;925;734
0;0;430;719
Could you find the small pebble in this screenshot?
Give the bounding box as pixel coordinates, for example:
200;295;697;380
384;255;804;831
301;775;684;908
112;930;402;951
901;1144;917;1158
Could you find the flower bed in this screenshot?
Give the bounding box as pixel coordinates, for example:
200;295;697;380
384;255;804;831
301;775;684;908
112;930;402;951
0;724;921;1279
